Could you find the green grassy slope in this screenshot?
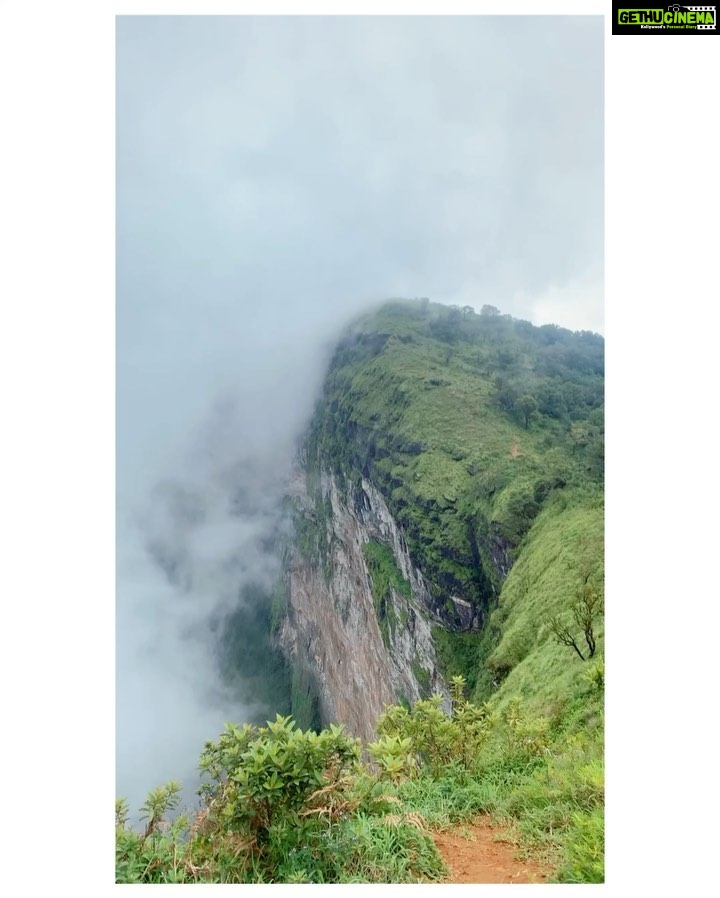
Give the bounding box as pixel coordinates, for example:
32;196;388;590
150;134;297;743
479;495;604;711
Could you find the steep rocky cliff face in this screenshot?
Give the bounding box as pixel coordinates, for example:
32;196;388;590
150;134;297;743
279;469;447;742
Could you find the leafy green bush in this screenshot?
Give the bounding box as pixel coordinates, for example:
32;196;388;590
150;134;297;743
198;715;361;848
376;677;497;778
115;783;197;884
367;733;418;782
502;697;550;760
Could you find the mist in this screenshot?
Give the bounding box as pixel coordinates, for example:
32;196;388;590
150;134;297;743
116;15;603;810
116;330;350;810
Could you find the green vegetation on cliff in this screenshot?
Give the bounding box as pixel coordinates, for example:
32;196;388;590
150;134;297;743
306;300;602;629
363;538;412;647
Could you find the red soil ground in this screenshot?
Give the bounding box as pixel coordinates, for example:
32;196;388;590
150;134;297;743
432;817;551;884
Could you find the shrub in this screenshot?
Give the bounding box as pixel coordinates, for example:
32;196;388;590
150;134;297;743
376;677;496;778
198;715;362;849
502;698;550;759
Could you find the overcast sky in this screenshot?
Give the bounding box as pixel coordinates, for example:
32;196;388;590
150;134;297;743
117;14;603;494
116;14;603;809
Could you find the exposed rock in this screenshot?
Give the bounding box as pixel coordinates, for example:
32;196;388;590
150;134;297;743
449;595;474;630
486;526;514;582
279;471;448;742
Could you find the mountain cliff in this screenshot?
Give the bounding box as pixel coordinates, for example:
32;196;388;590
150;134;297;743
278;299;604;733
117;297;605;884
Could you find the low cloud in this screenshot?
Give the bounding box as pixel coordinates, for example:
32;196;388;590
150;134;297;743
521;271;605;335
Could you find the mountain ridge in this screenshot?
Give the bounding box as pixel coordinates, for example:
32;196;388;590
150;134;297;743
283;297;603;721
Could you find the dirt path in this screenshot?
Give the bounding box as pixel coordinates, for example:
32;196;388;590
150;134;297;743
432;817;550;884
